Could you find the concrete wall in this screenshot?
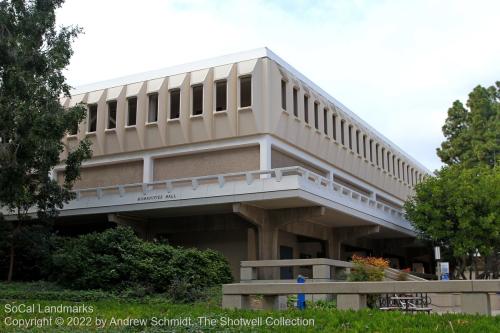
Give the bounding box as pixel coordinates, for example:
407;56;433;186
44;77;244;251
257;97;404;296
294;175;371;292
58;160;143;189
271;149;327;177
153;146;259;180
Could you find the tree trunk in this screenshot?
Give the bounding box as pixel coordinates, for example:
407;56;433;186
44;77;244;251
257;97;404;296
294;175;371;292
7;243;14;282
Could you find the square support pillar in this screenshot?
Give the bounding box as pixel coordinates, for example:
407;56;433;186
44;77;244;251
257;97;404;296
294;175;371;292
222;295;251;309
337;294;367;310
312;264;332;301
262;295;288;310
461;293;492;315
240;267;257;282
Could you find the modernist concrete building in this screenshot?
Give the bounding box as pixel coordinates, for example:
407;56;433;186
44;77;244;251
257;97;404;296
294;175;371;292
8;48;432;279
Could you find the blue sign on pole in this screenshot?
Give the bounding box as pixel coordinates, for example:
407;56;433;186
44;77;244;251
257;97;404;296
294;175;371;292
297;275;306;310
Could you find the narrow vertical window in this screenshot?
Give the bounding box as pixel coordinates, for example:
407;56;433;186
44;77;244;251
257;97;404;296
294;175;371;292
407;165;410;184
375;144;379;166
314;102;319;130
281;80;287;110
215;80;227;111
393;156;396;176
240;76;251;107
127;97;137;126
192;85;203;116
369;139;373;162
348;125;353;150
88;104;97;132
107;100;117;129
402;162;406;182
148;93;158;123
293;87;298;117
387;152;391;173
381;148;385;169
323;108;328;135
304;95;309;124
397;159;401;179
363;135;367;158
356;130;360;154
340;120;345;145
332;115;337;140
169;89;180;119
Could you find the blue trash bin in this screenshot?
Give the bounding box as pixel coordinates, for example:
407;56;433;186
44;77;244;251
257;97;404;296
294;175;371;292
297;275;306;310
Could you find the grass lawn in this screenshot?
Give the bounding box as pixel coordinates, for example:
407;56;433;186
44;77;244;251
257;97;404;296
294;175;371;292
0;282;498;332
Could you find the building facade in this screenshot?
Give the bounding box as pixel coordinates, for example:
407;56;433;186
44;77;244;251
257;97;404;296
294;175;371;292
6;48;432;279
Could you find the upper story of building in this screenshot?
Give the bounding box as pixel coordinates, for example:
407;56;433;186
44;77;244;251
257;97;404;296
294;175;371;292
59;48;430;203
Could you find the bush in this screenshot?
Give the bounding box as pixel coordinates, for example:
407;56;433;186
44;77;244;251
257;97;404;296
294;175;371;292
348;255;389;282
51;227;233;294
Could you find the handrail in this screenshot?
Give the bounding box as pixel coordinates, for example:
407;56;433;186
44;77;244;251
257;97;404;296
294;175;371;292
241;258;354;268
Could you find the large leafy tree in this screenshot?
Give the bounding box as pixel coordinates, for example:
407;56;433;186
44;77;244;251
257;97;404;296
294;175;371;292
437;83;499;168
405;82;500;279
0;0;91;281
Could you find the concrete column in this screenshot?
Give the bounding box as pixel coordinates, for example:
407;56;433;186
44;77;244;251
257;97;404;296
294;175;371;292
258;223;280;279
461;293;492;315
240;267;257;282
259;136;272;171
337;294;367;310
247;228;257;261
262;295;288;310
143;155;153;184
312;264;332;301
222;295;250;309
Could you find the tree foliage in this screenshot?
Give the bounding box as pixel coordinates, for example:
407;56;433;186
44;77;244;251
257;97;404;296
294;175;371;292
0;0;91;281
437;82;500;168
405;81;500;278
405;165;499;258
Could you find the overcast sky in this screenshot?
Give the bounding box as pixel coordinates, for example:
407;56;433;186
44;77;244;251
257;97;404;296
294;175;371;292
56;0;500;171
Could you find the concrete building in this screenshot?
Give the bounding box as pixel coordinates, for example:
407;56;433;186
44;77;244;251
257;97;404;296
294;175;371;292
11;48;433;279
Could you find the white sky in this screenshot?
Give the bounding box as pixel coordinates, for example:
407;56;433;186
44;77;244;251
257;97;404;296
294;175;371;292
56;0;500;171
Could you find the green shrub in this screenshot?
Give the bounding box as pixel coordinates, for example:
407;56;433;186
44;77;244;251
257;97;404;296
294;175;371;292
51;227;233;294
348;263;385;282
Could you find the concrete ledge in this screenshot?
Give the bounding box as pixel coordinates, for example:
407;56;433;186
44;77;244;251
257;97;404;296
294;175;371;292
223;280;499;295
241;258;354;268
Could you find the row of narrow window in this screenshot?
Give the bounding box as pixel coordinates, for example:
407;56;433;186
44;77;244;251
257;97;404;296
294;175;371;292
281;79;423;186
79;76;252;134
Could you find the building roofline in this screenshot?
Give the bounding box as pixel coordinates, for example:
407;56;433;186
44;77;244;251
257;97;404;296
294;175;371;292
70;47;431;174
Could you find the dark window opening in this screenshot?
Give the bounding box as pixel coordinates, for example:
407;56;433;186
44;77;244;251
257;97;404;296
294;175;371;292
348;125;353;150
332;115;337;140
341;120;345;145
381;148;385;169
192;85;203;115
314;102;319;129
387;152;391;173
240;76;251;107
304;95;309;124
375;144;379;166
107;101;117;129
88;104;97;132
323;108;328;135
170;89;180;119
293;87;298;117
369;139;373;162
356;130;360;154
215;80;227;111
148;93;158;123
363;135;367;158
127;97;137;126
281;80;287;110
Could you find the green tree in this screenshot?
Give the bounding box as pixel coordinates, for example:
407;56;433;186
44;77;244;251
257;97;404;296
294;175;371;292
0;0;91;281
406;81;500;279
437;82;499;167
405;165;499;278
